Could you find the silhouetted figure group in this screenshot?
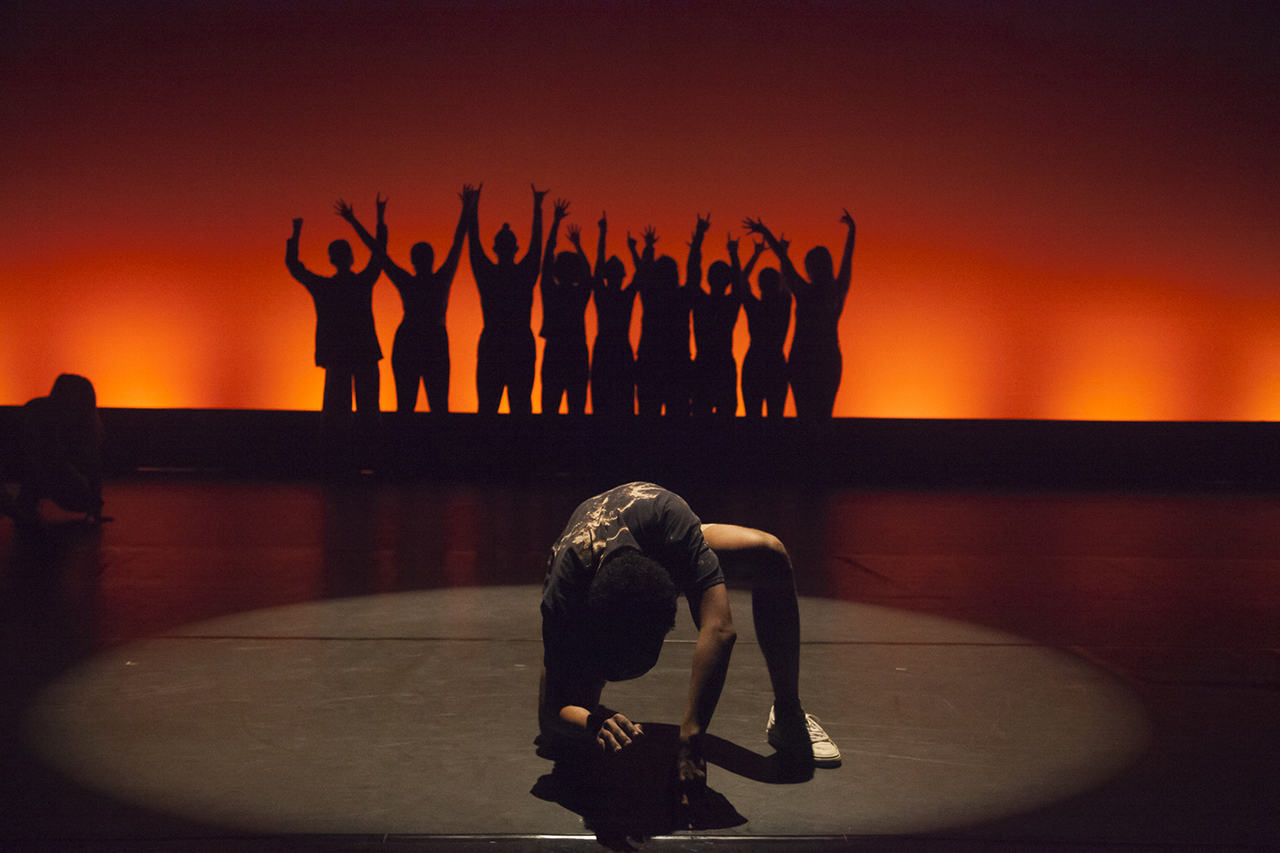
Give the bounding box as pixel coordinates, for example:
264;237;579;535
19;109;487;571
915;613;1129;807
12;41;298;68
287;188;857;426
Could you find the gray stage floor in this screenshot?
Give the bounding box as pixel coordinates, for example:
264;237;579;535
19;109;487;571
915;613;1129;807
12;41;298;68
2;477;1278;851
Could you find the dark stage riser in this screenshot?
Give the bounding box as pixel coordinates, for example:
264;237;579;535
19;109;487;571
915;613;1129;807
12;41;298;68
3;407;1277;490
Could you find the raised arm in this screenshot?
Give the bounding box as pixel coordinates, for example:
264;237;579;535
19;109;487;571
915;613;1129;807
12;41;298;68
593;213;608;279
520;183;548;274
465;182;494;276
566;223;591;271
726;235;743;300
835;209;857;296
744;217;804;290
286;217;303;266
633;227;661;289
742;239;765;280
353;194;388;281
433;188;472;284
685;213;711;291
285;218;316;284
337;197;408;282
542;197;569;283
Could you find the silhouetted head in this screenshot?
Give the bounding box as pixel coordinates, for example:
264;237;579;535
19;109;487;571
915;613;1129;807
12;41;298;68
493;224;518;261
49;374;97;413
587;549;678;682
328;239;354;272
759;267;781;294
652;255;680;290
603;256;626;286
804;246;834;283
409;242;435;274
554;251;589;284
707;260;732;292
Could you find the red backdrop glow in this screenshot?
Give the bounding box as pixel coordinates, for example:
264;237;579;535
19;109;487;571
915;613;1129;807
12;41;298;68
3;1;1277;418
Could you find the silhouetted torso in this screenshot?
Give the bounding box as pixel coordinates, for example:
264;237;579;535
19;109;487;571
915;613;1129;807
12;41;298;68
289;265;384;369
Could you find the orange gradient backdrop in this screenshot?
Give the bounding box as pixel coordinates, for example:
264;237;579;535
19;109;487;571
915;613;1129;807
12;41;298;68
3;2;1277;419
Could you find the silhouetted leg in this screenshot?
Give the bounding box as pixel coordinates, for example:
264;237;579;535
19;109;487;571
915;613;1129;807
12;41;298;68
712;357;738;417
352;362;381;466
742;350;765;417
476;331;504;414
319;366;355;470
567;341;589;415
765;352;788;417
391;350;420;414
509;330;537;416
541;343;566;415
819;347;842;418
423;331;450;413
700;523;802;718
669;357;693;418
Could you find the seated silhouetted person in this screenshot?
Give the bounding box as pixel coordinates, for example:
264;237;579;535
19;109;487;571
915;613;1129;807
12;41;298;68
575;213;635;417
465;184;546;415
5;374;105;526
632;215;710;417
539;482;840;810
741;261;792;418
338;191;470;414
745;211;855;418
287;198;386;459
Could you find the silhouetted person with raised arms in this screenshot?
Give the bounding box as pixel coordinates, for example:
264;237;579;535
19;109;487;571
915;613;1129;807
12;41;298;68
741;253;792;418
538;201;592;415
632;215;710;417
573;212;636;417
745;211;855;418
1;374;105;527
689;235;760;417
465;184;546;415
287;197;386;461
337;190;471;415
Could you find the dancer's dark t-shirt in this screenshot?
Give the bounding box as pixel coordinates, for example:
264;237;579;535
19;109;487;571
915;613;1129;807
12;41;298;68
541;482;724;669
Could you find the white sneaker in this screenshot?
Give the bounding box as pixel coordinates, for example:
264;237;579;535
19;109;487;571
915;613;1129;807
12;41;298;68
767;705;841;767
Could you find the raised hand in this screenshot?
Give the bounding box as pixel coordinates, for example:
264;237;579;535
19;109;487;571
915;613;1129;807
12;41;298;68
598;211;608;232
459;183;481;212
291;218;303;235
726;233;739;256
532;183;549;205
553;198;570;220
643;226;658;247
750;240;766;258
742;217;764;235
840;208;855;229
695;212;711;235
376;193;388;219
334;199;355;221
566;223;582;248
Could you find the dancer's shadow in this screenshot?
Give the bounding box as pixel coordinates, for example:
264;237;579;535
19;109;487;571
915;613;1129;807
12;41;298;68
533;722;809;850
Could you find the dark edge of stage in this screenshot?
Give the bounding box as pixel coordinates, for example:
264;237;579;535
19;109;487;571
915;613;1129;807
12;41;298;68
3;406;1277;491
